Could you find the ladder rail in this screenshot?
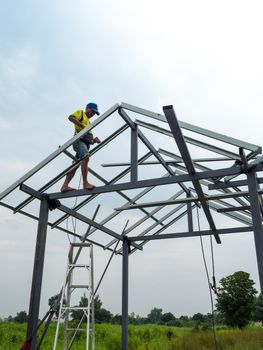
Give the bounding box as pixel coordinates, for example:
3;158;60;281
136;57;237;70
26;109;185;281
53;242;94;350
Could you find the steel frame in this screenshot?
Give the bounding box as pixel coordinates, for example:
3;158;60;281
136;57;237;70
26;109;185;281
1;102;263;350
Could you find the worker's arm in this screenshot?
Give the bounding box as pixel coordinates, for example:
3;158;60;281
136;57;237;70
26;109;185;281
68;115;85;129
69;115;101;144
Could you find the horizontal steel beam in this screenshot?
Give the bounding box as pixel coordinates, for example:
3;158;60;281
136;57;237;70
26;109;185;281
48;165;243;200
101;157;233;167
129;226;254;241
115;196;198;210
209;177;263;190
217;206;251;213
20;184;142;251
105;190;185;249
115;189;263;210
117;203;190;255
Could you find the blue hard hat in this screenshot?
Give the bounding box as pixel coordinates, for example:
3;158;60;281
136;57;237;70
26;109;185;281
86;102;100;115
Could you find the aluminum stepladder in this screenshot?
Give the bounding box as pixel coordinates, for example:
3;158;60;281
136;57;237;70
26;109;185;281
53;242;95;350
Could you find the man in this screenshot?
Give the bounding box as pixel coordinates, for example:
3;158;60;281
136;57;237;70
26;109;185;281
60;102;101;192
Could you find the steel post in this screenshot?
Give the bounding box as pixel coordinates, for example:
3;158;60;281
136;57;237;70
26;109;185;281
26;197;49;350
131;125;138;182
187;193;193;232
247;171;263;297
121;237;129;350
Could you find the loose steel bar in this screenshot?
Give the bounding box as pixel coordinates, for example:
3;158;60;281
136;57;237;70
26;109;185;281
163;105;220;243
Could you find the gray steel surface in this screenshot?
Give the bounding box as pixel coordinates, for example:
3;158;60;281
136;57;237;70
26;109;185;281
2;102;263;350
163;105;220;243
26;198;49;349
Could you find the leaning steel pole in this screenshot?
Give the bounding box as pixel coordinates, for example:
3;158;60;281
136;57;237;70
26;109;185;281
26;197;49;350
121;237;129;350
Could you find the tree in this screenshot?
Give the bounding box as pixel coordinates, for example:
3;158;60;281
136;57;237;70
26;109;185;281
6;315;14;323
252;294;263;322
112;314;122;324
146;308;163;324
192;312;206;323
71;294;89;321
93;295;112;323
129;312;145;325
161;312;176;323
71;294;112;323
216;271;257;328
14;311;28;323
48;293;61;319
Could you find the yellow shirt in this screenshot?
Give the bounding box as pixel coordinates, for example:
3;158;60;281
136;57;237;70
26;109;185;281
71;110;92;134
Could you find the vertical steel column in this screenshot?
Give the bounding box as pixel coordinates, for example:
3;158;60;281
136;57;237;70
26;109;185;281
121;237;129;350
26;196;49;350
187;193;193;232
247;170;263;296
131;125;138;182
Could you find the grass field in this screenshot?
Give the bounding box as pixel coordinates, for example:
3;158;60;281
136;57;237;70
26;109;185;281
0;322;263;350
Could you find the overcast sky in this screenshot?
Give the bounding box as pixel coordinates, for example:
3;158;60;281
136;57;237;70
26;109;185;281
1;0;263;320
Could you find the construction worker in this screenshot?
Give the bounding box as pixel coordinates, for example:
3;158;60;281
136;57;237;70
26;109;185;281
60;102;101;192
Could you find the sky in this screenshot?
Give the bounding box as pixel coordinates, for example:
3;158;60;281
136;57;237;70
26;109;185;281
1;0;263;320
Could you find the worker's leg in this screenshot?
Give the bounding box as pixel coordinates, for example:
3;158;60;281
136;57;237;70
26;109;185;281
82;156;95;190
60;139;88;193
60;167;78;192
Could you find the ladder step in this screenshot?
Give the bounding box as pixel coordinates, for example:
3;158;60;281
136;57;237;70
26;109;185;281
68;264;90;268
70;285;90;288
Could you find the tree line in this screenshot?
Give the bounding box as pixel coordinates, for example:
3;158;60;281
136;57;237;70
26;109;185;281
3;271;263;328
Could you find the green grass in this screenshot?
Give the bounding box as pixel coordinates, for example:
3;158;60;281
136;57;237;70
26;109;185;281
0;322;262;350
